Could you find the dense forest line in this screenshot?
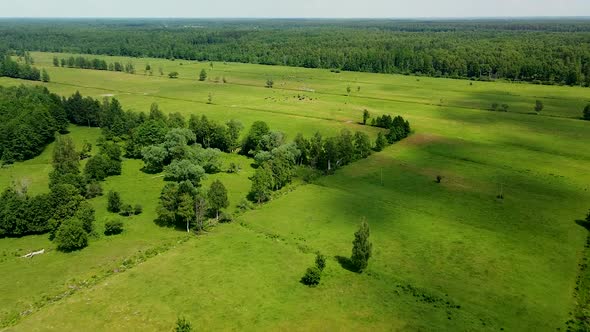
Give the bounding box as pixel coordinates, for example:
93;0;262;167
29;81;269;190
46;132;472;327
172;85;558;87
1;19;590;85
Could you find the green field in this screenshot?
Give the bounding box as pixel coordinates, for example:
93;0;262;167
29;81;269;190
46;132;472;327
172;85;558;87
1;52;590;331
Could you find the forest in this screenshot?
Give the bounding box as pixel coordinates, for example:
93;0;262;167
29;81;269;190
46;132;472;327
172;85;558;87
0;19;589;85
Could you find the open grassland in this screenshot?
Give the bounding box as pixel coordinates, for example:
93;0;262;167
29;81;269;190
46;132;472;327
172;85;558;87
1;52;590;331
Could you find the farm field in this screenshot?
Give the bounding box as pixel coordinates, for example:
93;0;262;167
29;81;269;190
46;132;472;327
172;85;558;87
0;52;590;331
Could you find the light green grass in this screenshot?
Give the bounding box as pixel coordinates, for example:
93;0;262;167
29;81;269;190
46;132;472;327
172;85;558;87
1;52;589;331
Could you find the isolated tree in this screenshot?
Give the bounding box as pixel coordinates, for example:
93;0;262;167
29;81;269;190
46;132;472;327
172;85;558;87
207;92;213;104
41;69;50;82
169;71;179;79
54;219;88;252
535;100;544;113
199;69;207;81
315;253;327;271
145;64;151;72
107;191;122;213
362;109;370;125
53;56;59;67
351;220;372;272
208;180;229;220
301;266;321;286
501;104;510;112
583;104;590;120
104;219;123;235
266;78;274;88
346;86;351;95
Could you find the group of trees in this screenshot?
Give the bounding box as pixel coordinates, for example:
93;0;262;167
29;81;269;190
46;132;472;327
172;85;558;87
246;117;411;204
0;135;95;252
53;55;135;73
156;178;229;232
363;112;411;150
0;50;46;82
3;20;590;86
0;85;67;162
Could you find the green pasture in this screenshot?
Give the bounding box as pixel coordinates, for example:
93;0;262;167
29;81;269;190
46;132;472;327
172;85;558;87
0;52;589;331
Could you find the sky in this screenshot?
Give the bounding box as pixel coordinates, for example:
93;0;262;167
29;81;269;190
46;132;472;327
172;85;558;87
1;0;589;18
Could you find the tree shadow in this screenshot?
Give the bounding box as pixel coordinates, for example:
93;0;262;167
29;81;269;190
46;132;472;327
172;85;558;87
335;255;359;273
575;219;590;232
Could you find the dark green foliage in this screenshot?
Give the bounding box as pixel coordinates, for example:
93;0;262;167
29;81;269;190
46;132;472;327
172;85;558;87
266;78;274;88
64;91;102;127
168;112;186;129
134;204;143;215
54;219;88;252
85;181;103;199
375;131;389;152
351;220;372;272
199;69;207;81
107;191;122;213
165;159;206;186
188;115;239;152
362;109;370;125
250;164;274;203
41;69;50;82
535;100;544;113
0;186;55;237
75;201;95;234
315;253;327;271
104;219;123;236
586;210;590;223
156;181;200;231
583;104;590;120
0;53;41;81
169;71;179;79
242;121;270;155
126;119;168;158
175;317;192;332
208;180;229;219
84;154;110;181
5;21;590;85
119;204;133;217
301;266;321;286
0;85;67;162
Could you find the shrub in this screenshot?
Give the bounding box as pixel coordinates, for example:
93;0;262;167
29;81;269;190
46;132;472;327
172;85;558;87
54;219;88;252
436;175;442;183
119;204;133;217
175;317;192;332
236;198;253;212
315;253;327;271
168;71;179;79
301;266;321;286
219;212;233;223
134;204;143;215
86;181;103;198
107;191;122;213
104;219;123;235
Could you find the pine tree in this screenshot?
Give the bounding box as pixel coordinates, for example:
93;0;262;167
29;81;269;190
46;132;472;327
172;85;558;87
351;220;372;272
199;69;207;81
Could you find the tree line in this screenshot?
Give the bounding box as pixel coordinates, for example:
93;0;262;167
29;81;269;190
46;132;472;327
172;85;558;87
1;20;590;86
0;50;48;82
54;55;135;74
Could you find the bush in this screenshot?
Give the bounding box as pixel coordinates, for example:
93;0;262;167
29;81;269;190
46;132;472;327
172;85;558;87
236;198;254;212
104;219;123;235
54;219;88;252
86;181;103;198
107;191;122;213
315;253;327;271
219;212;233;223
301;266;321;286
119;204;133;217
134;204;143;215
168;71;179;79
175;317;192;332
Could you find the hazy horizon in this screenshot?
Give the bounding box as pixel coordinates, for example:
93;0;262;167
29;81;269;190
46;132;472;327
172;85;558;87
1;0;589;19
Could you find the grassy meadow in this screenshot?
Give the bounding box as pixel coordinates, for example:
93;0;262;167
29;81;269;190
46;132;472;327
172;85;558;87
0;52;589;331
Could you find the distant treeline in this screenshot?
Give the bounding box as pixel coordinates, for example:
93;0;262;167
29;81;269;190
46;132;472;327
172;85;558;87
1;19;590;85
54;55;135;73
